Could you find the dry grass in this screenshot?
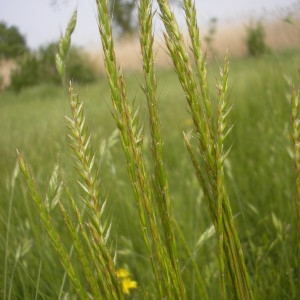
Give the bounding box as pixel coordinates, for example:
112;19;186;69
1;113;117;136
265;17;300;50
207;16;300;57
86;16;300;72
86;37;173;73
0;60;17;90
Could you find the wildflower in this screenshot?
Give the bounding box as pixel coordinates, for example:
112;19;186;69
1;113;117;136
116;268;137;295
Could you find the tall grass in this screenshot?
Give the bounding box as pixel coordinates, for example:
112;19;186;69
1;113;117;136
291;82;300;274
157;0;251;298
1;0;300;299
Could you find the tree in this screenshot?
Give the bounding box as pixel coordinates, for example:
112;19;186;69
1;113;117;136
0;22;28;59
109;0;137;36
246;21;267;57
50;0;179;37
9;42;98;91
109;0;180;36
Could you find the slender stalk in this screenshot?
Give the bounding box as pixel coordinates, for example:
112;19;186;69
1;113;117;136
216;53;230;300
58;201;103;299
17;151;89;299
291;85;300;272
35;231;46;300
4;161;19;300
175;221;209;300
67;189;122;299
8;256;18;300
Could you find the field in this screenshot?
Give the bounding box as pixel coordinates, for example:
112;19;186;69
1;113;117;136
1;47;300;299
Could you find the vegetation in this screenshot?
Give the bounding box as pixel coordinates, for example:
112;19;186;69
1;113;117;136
1;0;300;299
9;43;98;92
246;20;268;56
0;16;98;91
1;49;300;300
0;22;28;59
108;0;179;36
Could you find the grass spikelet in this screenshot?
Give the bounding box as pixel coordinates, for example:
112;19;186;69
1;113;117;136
65;82;124;299
45;164;63;212
66;85;104;229
56;9;77;83
157;0;253;298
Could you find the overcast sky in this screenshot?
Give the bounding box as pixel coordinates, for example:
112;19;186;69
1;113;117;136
0;0;298;49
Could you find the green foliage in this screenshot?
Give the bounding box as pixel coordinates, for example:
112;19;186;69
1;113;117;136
109;0;179;36
0;22;28;59
5;11;95;92
9;43;98;92
67;48;98;84
9;45;60;92
9;53;40;92
38;43;62;84
246;21;267;57
0;74;4;89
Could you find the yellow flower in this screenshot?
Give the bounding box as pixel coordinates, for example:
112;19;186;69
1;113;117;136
116;268;137;295
121;277;137;295
116;268;130;278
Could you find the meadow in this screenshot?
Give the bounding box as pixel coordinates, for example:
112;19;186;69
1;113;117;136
1;1;300;298
1;48;299;299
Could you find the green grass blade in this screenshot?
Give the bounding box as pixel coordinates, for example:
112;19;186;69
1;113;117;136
58;201;103;299
4;161;19;300
66;188;123;299
291;84;300;272
17;150;89;299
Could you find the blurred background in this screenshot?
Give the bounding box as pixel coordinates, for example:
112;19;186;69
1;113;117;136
0;0;299;90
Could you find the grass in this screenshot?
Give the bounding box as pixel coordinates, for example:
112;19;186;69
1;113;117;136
1;1;300;298
1;48;299;299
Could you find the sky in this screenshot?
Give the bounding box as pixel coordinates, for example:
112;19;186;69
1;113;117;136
0;0;298;50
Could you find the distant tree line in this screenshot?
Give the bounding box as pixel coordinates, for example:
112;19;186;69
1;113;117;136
0;22;28;59
0;22;98;91
0;1;269;91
